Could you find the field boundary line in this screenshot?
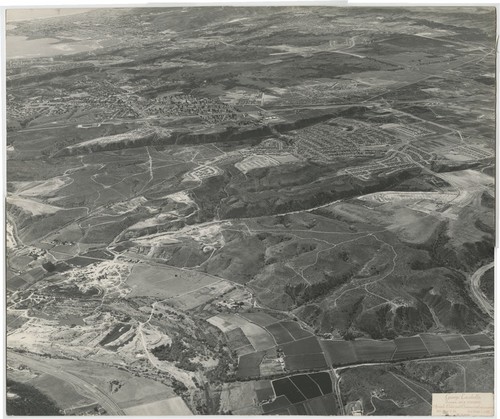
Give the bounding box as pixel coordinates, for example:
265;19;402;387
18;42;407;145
418;335;432;356
389;373;431;406
303;373;323;396
288;376;309;401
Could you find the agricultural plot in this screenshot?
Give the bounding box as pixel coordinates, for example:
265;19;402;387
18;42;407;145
235;344;256;357
225;328;253;351
309;372;333;395
289;403;308;415
279;336;327;370
393;336;429;360
261;395;291;413
281;321;313;340
322;340;358;365
239;312;279;327
208;314;275;351
263;394;338;415
7;276;28;291
285;353;328;371
442;335;471;352
122;396;192;415
290;374;322;399
463;333;494;348
272;377;306;403
21;267;46;282
302;394;338;415
326;334;482;366
260;349;283;376
9;255;35;271
6;312;29;331
255;380;275;403
263;372;335;415
265;322;294;344
280;336;323;356
207;315;237;333
353;339;396;362
237;351;267;379
419;334;451;355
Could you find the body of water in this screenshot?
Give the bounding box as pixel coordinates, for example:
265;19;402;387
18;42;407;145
7;35;98;59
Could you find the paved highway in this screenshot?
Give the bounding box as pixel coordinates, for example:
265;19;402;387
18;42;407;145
9;352;125;415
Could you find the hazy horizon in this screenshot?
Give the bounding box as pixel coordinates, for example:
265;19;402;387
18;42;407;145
6;8;91;23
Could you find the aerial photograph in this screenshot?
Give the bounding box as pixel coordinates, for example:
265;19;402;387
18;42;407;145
5;6;495;416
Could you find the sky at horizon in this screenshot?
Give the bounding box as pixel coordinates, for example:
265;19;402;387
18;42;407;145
6;8;91;22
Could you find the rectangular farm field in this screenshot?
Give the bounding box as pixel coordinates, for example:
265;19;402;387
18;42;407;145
236;344;255;357
214;314;276;351
285;353;328;371
7;276;27;291
255;380;274;403
294;403;307;415
442;335;471;352
322;340;357;365
281;321;313;340
266;322;295;344
463;333;494;348
226;327;252;351
280;336;323;356
272;377;306;404
290;374;322;399
237;351;266;379
24;267;46;281
303;394;338;415
309;372;333;395
393;336;429;360
419;334;451;355
240;312;279;327
352;339;396;362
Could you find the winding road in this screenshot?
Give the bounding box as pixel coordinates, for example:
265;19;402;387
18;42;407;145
470;261;494;319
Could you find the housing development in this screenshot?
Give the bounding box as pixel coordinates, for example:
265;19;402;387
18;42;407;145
5;7;495;416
